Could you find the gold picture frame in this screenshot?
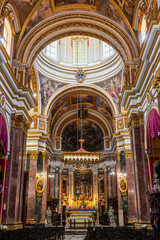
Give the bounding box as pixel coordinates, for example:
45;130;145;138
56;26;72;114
36;177;44;195
119;176;127;195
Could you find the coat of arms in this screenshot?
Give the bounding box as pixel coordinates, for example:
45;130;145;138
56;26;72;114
76;69;86;83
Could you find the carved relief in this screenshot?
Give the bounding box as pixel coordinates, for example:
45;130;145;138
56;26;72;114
1;6;15;36
127;111;144;131
27;150;39;159
11;113;31;133
152;67;160;93
146;0;158;23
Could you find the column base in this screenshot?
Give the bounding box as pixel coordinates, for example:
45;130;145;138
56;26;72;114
26;219;36;225
134;221;152;229
1;222;23;230
39;220;45;224
128;218;136;224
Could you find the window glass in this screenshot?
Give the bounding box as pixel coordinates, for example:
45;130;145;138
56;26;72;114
74;40;86;64
46;41;57;59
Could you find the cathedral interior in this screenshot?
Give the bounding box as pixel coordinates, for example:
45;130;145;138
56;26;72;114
0;0;160;239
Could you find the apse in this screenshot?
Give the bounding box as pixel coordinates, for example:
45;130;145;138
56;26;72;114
62;121;104;152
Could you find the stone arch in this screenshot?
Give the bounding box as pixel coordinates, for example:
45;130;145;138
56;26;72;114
16;11;138;67
46;84;119;120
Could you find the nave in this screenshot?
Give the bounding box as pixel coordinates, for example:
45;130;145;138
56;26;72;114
0;226;155;240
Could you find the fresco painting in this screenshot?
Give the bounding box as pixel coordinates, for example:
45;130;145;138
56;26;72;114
12;0;39;26
114;0;136;24
62;120;104;152
100;0;132;36
39;73;65;106
25;0;52;34
96;73;121;105
51;97;68;118
55;0;96;7
71;94;94;105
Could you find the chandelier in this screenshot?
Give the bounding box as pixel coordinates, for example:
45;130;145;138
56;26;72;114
62;36;101;168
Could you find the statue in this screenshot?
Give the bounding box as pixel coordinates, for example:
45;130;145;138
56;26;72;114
45;206;52;227
108;206;116;227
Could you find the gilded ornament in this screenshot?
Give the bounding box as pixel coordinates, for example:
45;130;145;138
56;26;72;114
146;0;158;23
119;176;128;195
1;7;15;36
124;149;131;158
11;113;31;133
36;177;44;196
127;111;144;131
28;150;39;159
152;67;160;93
76;68;86;83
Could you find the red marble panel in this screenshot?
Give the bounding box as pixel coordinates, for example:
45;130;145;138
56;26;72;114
27;157;37;220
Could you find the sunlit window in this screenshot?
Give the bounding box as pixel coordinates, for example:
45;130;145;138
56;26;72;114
74;40;86;65
1;18;12;56
45;41;57;59
1;24;7;47
103;43;114;58
141;16;147;43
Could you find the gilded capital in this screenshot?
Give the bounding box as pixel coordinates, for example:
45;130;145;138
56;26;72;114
114;151;121;161
42;152;49;162
152;67;160;93
27;150;39;159
11;113;31;133
124;149;131;158
127;111;144;131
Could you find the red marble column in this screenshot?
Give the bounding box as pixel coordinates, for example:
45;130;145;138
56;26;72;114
3;123;27;229
125;154;137;223
0;158;8;225
116;158;122;211
26;151;39;225
130;124;150;223
41;154;48;223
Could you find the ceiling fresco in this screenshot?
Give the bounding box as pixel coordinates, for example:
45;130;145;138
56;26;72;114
95;72;121;105
11;0;40;27
39;72;66;107
62;120;104;152
7;0;137;42
50;92;113;135
54;0;97;7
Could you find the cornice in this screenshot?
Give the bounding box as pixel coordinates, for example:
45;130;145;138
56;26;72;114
127;111;144;131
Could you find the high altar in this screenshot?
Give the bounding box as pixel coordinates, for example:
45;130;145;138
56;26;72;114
61;142;100;228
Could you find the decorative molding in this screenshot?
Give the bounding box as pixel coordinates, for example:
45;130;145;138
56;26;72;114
127;111;144;131
1;6;16;36
152;67;160;93
124;149;131;158
11;113;31;133
146;0;158;23
27;150;39;159
42;152;49;162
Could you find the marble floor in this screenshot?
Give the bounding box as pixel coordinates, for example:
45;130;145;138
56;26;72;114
64;229;87;240
64;234;86;240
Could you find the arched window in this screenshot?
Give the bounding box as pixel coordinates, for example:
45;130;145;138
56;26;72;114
103;42;114;58
141;15;147;42
2;18;12;56
74;39;86;65
45;41;57;59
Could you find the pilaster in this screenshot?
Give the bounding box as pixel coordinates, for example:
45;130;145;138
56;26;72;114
128;112;150;224
26;150;39;225
3;114;29;229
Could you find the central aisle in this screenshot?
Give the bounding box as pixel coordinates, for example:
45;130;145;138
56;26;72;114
64;229;87;240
